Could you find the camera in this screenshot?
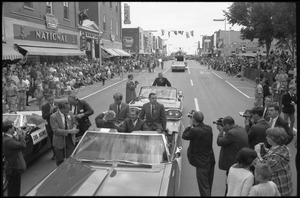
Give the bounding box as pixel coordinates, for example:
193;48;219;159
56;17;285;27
187;110;195;118
213;118;224;127
134;80;139;85
239;109;252;118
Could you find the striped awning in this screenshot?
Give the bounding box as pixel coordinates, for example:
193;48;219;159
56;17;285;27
102;47;119;57
17;46;85;56
2;41;23;60
112;48;131;57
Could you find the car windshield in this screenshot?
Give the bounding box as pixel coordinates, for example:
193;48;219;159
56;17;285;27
73;132;168;164
3;115;21;127
139;87;177;99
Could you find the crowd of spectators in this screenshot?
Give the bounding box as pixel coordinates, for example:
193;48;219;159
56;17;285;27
2;55;156;112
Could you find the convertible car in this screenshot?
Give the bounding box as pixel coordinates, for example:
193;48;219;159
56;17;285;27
25;128;182;196
129;86;184;132
2;111;50;162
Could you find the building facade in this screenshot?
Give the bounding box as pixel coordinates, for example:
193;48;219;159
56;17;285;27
122;27;144;54
2;2;84;64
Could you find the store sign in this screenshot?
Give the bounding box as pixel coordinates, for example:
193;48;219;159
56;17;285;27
13;24;77;45
123;36;133;47
45;15;59;30
124;4;131;24
80;32;87;50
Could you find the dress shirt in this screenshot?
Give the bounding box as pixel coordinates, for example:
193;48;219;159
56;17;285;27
269;116;278;128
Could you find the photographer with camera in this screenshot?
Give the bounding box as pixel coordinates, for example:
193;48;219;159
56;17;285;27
182;111;215;196
215;116;249;196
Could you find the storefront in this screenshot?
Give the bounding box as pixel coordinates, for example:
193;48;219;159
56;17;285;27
3;16;84;65
2;39;23;62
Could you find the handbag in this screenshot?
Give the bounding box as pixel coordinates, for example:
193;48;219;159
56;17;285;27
16;151;27;172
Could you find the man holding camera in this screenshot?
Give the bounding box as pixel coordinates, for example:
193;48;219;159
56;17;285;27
125;74;138;104
182;111;215;196
216;116;249;195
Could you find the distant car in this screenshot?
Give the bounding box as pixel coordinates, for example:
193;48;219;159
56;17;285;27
2;111;50;162
25;128;182;196
129;86;183;131
171;60;186;72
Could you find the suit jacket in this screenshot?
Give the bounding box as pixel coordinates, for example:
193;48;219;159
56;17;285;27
217;125;249;171
248;119;271;149
139;102;167;130
152;77;171;87
182;123;215;168
282;92;297;114
274;116;293;145
109;102;129;123
119;118;150;133
50;111;77;149
71;99;94;136
3;134;26;172
42;102;58;133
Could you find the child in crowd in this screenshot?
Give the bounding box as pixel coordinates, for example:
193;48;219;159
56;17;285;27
249;163;281;196
226;147;257;196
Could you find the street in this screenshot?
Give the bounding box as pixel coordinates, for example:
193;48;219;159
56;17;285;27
20;60;297;196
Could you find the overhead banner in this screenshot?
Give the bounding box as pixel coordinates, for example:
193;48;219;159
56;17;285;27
124;3;131;24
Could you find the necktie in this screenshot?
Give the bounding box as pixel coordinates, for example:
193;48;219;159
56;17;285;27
269;118;274;128
117;105;120;115
151;104;155;117
73;105;77;115
64;115;68;129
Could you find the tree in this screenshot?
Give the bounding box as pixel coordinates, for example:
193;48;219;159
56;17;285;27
225;2;274;57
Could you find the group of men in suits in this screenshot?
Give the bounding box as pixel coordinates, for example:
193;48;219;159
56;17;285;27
95;92;167;133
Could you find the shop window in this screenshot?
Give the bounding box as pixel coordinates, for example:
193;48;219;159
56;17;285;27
63;2;69;19
116;3;118;12
24;2;33;9
103;14;106;31
110;2;112;8
46;2;53;15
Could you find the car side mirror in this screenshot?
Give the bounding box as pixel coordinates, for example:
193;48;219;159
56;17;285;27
175;146;182;158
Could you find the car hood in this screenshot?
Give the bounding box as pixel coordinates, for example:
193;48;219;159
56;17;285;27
130;98;180;109
28;158;171;196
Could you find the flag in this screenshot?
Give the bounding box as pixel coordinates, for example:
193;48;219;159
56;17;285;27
168;31;170;38
186;32;189;38
190;31;194;37
174;31;177;35
179;31;183;35
161;29;165;36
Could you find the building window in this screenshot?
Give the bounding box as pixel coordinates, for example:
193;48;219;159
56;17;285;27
103;14;106;31
110;2;112;8
116;3;118;12
63;2;69;19
24;2;33;8
102;2;105;5
110;18;113;33
46;2;53;15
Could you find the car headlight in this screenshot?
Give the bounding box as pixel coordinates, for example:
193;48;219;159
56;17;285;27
166;109;182;119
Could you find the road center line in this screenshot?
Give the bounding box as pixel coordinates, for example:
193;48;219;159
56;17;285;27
225;80;251;98
212;71;223;79
194;98;199;111
188;67;190;74
190;79;193;86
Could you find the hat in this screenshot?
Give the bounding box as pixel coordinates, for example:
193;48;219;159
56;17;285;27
104;110;116;121
192;111;204;123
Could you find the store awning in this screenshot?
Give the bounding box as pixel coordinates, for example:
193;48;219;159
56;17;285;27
112;48;131;57
17;46;85;56
2;42;23;60
102;47;119;57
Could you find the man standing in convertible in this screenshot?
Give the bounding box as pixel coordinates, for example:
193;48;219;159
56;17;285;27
152;72;171;87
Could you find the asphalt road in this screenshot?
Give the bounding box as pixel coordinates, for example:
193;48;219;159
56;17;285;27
20;60;297;196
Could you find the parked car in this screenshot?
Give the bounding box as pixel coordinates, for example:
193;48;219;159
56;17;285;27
25;128;182;196
2;111;50;162
129;86;184;132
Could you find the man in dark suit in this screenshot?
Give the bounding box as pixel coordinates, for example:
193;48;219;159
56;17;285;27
282;85;297;132
42;94;58;160
68;94;94;143
262;95;272;121
119;108;150;132
2;120;26;197
248;106;271;149
216;116;249;195
182;111;215;196
267;104;293;145
139;92;167;133
95;110;123;131
50;100;79;166
108;92;130;123
152;72;171;87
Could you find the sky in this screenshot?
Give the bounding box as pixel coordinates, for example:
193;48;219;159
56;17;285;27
121;2;244;54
